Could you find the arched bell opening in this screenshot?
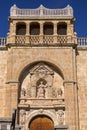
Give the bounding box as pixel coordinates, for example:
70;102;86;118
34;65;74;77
43;22;53;35
30;22;40;35
57;22;67;35
16;22;26;35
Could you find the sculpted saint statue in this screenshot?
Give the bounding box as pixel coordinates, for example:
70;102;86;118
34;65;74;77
37;81;47;98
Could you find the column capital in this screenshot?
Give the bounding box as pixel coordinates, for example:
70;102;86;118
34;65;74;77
39;21;44;24
25;21;31;24
53;21;58;25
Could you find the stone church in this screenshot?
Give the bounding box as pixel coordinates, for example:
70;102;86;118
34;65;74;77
0;4;87;130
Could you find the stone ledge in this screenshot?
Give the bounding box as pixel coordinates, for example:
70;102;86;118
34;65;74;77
6;43;77;48
55;125;68;129
0;46;7;50
0;118;12;123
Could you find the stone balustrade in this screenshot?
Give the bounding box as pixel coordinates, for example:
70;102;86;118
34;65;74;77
1;36;87;46
10;4;73;17
0;38;6;46
7;35;76;45
77;37;87;46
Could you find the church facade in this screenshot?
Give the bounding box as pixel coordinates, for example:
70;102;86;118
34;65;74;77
0;5;87;130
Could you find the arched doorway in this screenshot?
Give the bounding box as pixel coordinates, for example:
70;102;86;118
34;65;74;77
29;115;54;130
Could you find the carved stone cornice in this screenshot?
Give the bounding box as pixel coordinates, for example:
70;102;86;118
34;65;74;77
6;43;77;48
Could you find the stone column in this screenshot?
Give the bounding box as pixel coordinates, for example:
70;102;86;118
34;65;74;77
53;22;57;44
25;22;30;44
40;22;44;44
26;22;30;35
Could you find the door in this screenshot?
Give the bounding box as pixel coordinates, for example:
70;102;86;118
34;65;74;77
29;116;54;130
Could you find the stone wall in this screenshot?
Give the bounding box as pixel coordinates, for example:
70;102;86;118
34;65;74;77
6;47;73;82
77;48;87;130
0;45;87;130
0;48;8;117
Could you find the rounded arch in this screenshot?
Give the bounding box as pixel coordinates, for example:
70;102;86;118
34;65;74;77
26;110;58;129
30;22;40;35
18;60;64;84
43;22;53;35
57;22;67;35
16;22;26;35
29;115;54;130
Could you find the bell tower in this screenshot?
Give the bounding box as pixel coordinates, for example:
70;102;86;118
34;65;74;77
5;4;78;130
7;4;77;46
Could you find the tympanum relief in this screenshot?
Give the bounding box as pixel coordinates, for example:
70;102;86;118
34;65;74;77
20;63;64;100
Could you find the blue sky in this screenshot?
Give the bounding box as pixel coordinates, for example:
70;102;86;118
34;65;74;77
0;0;87;37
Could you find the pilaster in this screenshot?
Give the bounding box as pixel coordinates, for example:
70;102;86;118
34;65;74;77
67;21;74;43
5;82;19;117
64;81;78;130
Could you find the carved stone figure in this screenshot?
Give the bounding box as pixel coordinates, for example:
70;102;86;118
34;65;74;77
26;87;31;97
20;110;26;125
52;88;57;98
21;88;26;97
57;88;63;96
37;81;47;98
57;110;64;125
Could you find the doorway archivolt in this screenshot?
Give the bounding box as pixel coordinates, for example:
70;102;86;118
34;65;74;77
29;115;54;130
